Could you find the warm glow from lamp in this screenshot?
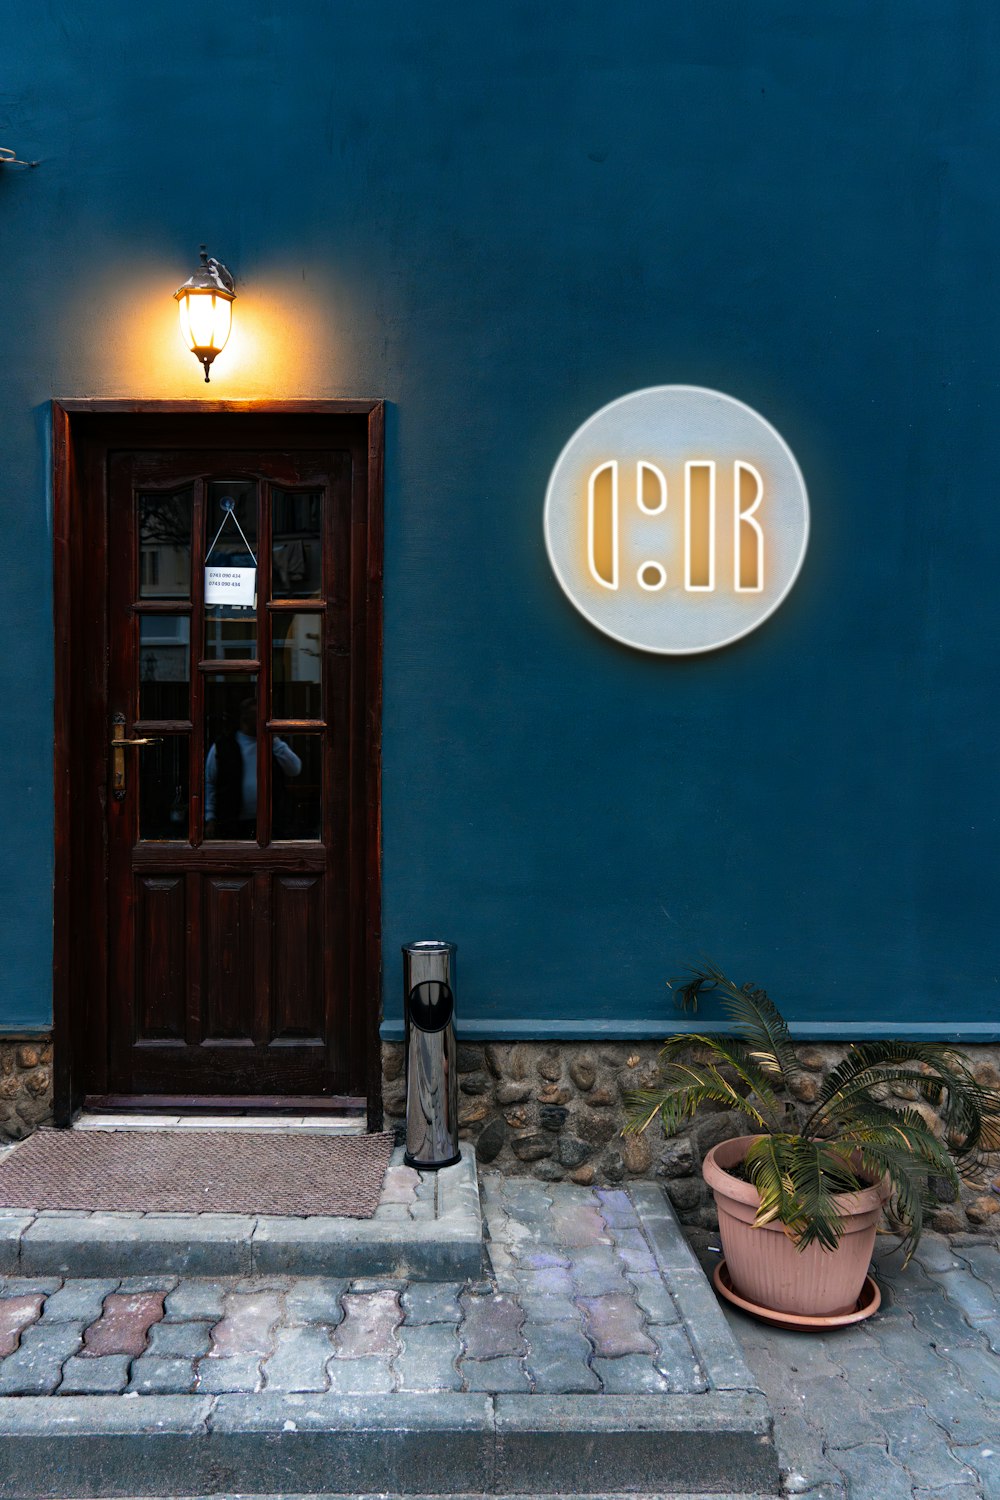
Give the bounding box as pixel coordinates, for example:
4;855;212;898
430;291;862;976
174;245;236;382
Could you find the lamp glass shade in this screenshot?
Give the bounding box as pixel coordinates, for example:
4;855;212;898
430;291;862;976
178;290;233;358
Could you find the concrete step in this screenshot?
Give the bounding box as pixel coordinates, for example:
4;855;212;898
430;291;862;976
0;1391;778;1498
0;1177;780;1497
0;1145;484;1282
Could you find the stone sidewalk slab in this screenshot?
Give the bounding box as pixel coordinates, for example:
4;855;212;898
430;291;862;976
1;1146;483;1283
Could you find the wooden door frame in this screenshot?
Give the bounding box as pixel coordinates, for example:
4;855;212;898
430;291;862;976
51;400;385;1128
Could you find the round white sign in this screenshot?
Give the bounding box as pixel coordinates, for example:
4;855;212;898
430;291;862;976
544;386;810;654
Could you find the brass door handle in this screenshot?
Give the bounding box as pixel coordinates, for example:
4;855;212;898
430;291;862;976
110;714;162;799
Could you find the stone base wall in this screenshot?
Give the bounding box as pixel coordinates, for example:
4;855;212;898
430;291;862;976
381;1039;1000;1236
0;1040;54;1140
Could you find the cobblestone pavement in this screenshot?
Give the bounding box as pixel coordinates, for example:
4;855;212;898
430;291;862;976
688;1230;1000;1498
0;1180;710;1400
0;1172;996;1500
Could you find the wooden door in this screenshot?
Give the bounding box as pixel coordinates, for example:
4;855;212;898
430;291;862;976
89;432;372;1104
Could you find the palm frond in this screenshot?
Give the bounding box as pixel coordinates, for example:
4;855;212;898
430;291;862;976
623;1060;771;1138
655;1034;785;1131
684;963;802;1082
743;1135;861;1251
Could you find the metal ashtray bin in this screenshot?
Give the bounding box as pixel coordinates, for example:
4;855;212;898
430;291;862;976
402;939;459;1170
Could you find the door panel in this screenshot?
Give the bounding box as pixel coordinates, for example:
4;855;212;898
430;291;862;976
105;441;364;1098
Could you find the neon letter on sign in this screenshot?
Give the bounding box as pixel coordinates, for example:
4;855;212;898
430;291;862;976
545;386;808;654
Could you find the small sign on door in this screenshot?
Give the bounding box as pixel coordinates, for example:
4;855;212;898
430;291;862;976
205;566;256;607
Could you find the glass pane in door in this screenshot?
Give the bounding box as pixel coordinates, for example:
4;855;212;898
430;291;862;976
204;673;259;840
139;736;190;841
272;613;323;719
272;489;322;598
138;489;193;599
204;480;258;660
139;617;190;720
271;733;323;840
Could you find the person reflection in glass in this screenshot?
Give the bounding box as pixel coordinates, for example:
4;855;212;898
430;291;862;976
204;697;301;839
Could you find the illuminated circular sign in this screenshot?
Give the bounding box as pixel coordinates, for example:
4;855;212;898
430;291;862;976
544;386;809;654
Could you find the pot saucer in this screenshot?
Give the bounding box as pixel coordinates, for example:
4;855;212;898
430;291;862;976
712;1259;881;1330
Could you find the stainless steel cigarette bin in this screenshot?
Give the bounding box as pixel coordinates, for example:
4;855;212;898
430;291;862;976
402;939;459;1170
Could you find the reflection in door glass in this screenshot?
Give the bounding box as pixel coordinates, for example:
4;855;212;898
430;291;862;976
139;617;190;720
272;490;322;598
205;480;258;660
204;674;259;841
271;734;322;841
139;736;190;841
138;489;193;599
272;613;322;719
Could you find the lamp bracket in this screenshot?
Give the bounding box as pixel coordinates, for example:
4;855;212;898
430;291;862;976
0;147;39;169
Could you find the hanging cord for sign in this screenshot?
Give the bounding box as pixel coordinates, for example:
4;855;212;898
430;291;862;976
205;498;258;566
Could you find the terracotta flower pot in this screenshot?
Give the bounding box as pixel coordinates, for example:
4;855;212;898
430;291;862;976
702;1134;891;1318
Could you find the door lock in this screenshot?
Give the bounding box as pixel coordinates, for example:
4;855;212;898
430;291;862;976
111;713;162;799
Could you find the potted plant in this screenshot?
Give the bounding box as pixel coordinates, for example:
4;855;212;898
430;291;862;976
625;964;1000;1321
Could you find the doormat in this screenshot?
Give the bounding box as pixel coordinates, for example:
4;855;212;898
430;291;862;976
0;1129;396;1218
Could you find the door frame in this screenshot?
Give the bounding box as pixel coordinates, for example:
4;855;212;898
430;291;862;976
51;400;385;1127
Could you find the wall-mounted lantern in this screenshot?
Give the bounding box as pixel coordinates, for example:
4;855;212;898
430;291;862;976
174;246;236;382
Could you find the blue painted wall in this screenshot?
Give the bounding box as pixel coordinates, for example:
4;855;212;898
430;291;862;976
1;2;997;1038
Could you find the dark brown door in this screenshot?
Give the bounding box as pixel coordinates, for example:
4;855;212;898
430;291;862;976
102;440;366;1101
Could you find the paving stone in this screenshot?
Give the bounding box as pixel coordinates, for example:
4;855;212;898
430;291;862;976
0;1320;84;1394
954;1242;1000;1283
39;1278;119;1324
592;1354;670;1393
283;1278;348;1325
350;1277;408;1292
57;1353;131;1394
513;1264;574;1296
829;1440;925;1500
831;1348;932;1415
459;1292;525;1358
0;1293;43;1355
549;1202;609;1247
400;1281;464;1324
522;1320;598;1393
939;1340;1000;1403
594;1188;640;1228
517;1292;581;1323
650;1323;706;1392
332;1289;401;1357
611;1231;658;1275
911;1236;971;1275
770;1410;839;1496
953;1445;1000;1500
566;1246;631;1295
788;1371;895;1446
905;1287;988;1347
127;1355;198;1393
209;1291;283;1357
516;1250;571;1271
879;1405;983;1490
628;1271;679;1324
324;1353;396;1394
146;1318;214;1358
912;1487;982;1500
81;1290;166;1356
461;1354;530;1392
0;1277;61;1297
396;1321;462;1391
195;1352;262;1393
163;1280;229;1322
933;1268;1000;1325
380;1165;420;1205
578;1293;655;1356
117;1276;179;1295
262;1324;335;1391
232;1275;293;1292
